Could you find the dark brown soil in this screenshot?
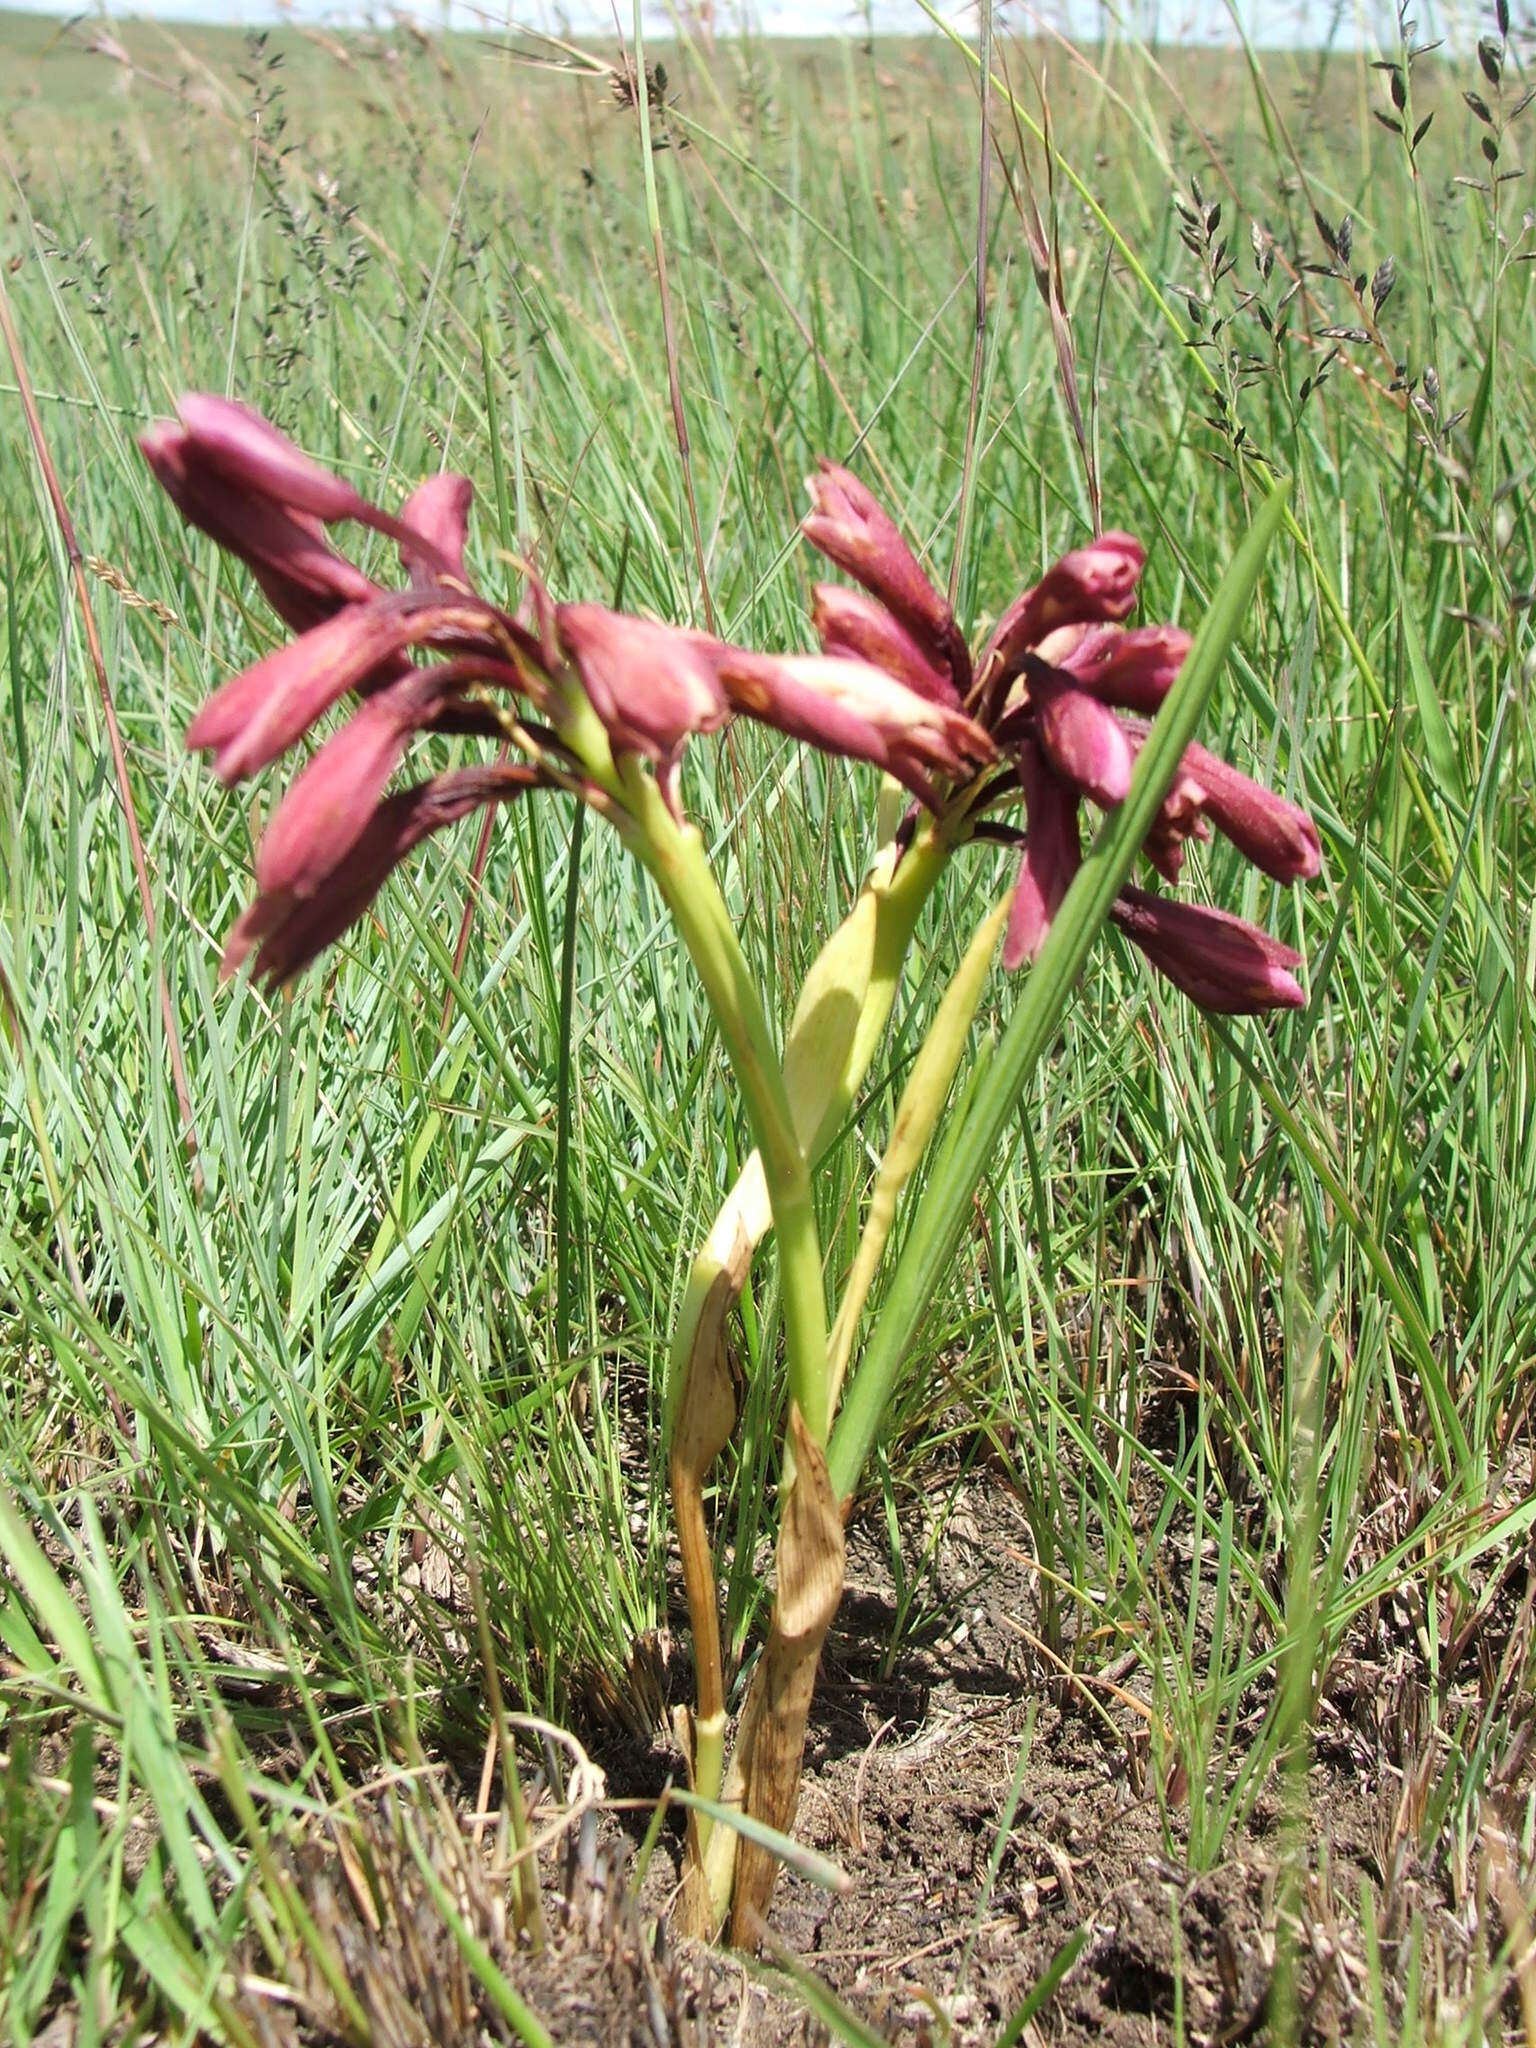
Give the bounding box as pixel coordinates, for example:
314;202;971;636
483;1464;1497;2048
216;1467;1525;2047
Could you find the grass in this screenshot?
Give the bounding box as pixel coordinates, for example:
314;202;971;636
0;4;1533;2041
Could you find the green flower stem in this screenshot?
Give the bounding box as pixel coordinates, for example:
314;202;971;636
660;816;957;1459
692;1711;728;1833
620;765;833;1446
825;892;1011;1418
662;808;954;1903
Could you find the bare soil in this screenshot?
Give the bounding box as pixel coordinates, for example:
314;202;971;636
549;1468;1515;2048
103;1463;1526;2048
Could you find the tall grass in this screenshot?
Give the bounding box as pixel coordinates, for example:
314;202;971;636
1;7;1532;2038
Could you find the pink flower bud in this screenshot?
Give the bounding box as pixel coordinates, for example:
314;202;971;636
802;462;969;690
175;395;372;525
171;394;461;583
187;593;499;783
1115;722;1321;885
718;650;993;807
979;533;1145;694
1112;887;1305;1013
1054;624;1192;713
811;585;959;706
398;473;473;587
555;605;733;772
141;422;377;630
224;763;540;985
1178;743;1322;882
1004;740;1082;969
1029;672;1134;807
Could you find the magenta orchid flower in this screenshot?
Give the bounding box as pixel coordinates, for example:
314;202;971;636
801;466;1320;1010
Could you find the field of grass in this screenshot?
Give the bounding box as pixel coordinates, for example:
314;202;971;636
1;4;1533;2042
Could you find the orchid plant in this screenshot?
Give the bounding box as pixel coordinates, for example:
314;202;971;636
145;395;1319;1944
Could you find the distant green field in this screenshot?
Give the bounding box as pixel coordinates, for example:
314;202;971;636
1;4;1532;2041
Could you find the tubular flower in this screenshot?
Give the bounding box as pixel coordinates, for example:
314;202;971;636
715;649;992;810
149;397;993;984
811;584;955;705
553;603;734;803
802;461;971;697
225;765;543;986
146;398;563;980
1006;740;1082;972
552;601;992;810
802;469;1320;1012
140;419;377;632
1109;889;1306;1015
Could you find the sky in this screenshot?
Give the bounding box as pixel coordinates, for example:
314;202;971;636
0;0;1414;46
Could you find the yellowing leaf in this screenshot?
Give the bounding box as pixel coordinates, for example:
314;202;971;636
780;862;887;1155
827;894;1010;1413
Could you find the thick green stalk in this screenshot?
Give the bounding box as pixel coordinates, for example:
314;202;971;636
772;1193;829;1448
836;828;952;1142
665;819;953;1439
621;768;832;1445
825;894;1011;1417
669;813;952;1917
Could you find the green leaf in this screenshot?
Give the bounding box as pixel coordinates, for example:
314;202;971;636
828;478;1293;1500
827;896;1009;1404
996;1927;1091;2047
781;865;881;1154
668;1786;853;1894
1385;519;1463;806
0;1490;110;1709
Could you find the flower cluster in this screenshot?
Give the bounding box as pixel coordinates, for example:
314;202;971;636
145;400;1316;1015
801;461;1320;1012
145;398;992;983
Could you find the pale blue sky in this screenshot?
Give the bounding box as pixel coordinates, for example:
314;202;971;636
1;0;1424;47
